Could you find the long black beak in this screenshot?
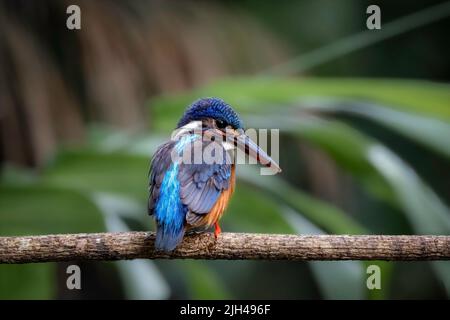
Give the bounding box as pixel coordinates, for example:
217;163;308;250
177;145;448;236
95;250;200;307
202;126;281;173
232;130;282;173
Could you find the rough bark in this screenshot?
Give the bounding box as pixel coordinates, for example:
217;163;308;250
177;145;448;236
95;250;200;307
0;232;449;264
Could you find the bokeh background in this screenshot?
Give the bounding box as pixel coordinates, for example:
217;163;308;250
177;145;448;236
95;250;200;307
1;0;449;299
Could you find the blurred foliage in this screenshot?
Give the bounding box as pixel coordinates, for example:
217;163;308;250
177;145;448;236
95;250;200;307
235;0;450;79
0;264;55;300
0;0;288;168
1;0;449;300
2;77;449;299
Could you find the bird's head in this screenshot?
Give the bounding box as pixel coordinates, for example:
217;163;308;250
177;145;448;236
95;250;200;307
176;97;281;173
177;97;243;130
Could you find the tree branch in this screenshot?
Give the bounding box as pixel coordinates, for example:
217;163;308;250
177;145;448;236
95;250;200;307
0;232;449;264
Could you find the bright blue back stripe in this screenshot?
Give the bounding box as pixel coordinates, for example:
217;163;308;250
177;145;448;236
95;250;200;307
154;134;198;250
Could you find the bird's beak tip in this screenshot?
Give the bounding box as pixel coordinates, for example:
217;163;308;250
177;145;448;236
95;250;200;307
271;164;282;174
227;130;282;174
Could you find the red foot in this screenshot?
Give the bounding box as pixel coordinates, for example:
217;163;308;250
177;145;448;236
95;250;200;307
214;222;222;239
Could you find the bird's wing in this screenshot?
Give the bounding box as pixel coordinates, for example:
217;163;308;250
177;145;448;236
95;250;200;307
178;141;232;224
149;137;232;226
148;141;175;215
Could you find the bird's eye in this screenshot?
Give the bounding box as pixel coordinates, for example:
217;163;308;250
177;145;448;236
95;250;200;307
216;119;227;129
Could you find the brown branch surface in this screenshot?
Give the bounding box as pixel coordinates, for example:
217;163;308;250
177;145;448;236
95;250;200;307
0;232;449;264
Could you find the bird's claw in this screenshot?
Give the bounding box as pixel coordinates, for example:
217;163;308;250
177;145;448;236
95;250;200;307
214;222;222;239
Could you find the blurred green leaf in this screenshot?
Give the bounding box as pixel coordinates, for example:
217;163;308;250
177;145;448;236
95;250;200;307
368;144;450;235
224;183;293;233
92;192;170;300
0;174;104;300
42;150;149;201
86;126;165;156
433;262;450;295
0;185;105;235
284;208;365;299
364;261;394;300
115;260;170;300
238;167;366;234
297;98;450;158
226;181;368;299
250;115;398;207
0;264;55;299
251;114;450;235
150;78;450;132
368;145;450;296
183;260;231;299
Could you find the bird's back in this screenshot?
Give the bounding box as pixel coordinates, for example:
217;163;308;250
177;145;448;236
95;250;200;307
148;134;234;251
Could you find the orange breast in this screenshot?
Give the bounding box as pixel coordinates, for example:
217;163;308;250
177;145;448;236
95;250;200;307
202;165;236;227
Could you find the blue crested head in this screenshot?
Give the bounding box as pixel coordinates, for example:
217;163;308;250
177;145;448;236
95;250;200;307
177;97;243;129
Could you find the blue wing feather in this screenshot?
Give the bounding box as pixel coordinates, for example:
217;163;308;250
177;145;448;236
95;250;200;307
149;140;187;251
179;161;231;214
148;141;174;215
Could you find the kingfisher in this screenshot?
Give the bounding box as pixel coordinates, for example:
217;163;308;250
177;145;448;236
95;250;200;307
148;97;281;251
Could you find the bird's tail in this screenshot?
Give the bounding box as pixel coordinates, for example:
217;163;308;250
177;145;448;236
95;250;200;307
155;224;185;252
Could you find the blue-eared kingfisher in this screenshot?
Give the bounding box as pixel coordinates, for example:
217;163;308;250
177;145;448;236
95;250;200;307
148;97;281;251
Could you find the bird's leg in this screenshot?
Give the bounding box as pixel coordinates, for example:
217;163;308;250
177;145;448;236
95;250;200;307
214;222;222;239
